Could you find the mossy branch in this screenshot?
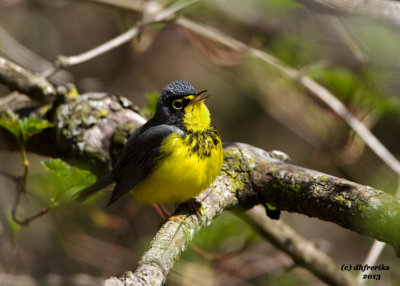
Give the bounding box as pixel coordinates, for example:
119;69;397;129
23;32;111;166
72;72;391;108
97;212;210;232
0;40;397;286
103;143;400;285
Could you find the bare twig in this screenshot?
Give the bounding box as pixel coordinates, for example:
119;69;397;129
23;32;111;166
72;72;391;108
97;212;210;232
1;2;399;283
8;145;52;226
0;169;17;180
237;206;357;286
328;16;368;64
87;0;400;178
10;174;51;226
297;0;400;29
43;0;198;76
1;53;399;282
174;17;400;176
357;240;386;284
42;24;140;77
298;78;400;175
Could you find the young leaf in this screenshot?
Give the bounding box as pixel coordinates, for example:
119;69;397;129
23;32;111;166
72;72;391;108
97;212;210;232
0;110;53;144
0;111;21;140
38;158;96;201
19;116;53;143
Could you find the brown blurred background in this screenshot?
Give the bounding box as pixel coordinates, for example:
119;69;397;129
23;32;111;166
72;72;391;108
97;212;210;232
1;0;400;285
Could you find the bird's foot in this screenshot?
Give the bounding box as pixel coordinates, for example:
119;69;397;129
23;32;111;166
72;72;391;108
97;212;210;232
153;203;171;220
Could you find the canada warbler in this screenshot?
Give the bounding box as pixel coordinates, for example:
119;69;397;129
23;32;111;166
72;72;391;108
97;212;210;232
74;80;223;206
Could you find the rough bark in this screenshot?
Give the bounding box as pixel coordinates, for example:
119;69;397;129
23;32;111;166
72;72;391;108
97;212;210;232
103;143;400;285
0;55;397;286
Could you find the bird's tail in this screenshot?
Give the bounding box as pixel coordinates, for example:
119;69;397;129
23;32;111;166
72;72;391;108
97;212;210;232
73;172;114;202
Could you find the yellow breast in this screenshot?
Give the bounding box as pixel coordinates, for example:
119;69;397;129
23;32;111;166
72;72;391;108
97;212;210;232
131;129;223;204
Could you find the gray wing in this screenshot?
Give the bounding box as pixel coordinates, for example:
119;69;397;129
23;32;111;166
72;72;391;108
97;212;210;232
107;124;179;205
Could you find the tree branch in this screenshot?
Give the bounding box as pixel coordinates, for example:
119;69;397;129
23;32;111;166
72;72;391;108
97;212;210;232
42;0;198;76
85;0;400;178
0;56;57;102
103;143;400;285
297;0;400;29
0;92;35;113
1;10;399;285
237;206;357;286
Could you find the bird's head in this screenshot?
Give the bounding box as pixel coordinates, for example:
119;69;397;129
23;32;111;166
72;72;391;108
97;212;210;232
155;80;211;132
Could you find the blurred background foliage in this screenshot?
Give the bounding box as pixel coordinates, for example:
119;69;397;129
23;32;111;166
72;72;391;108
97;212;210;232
1;0;400;285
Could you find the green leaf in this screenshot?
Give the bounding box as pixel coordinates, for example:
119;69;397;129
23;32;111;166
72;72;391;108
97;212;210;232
307;66;400;115
0;111;53;144
268;34;322;67
0;111;21;140
19;115;53;143
191;212;257;254
36;159;96;202
307;66;357;100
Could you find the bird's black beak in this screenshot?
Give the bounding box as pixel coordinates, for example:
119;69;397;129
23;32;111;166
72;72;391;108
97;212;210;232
188;90;209;105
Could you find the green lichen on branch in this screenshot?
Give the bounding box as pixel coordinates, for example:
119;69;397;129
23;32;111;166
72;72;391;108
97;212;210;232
54;92;145;173
238;143;400;254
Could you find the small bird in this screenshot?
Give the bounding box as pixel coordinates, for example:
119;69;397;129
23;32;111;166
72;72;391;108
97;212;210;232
74;80;223;209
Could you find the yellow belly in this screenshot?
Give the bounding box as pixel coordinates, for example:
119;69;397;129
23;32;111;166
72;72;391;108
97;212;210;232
131;132;223;204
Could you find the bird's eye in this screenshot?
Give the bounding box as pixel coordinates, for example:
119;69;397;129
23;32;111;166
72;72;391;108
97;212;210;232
172;99;183;110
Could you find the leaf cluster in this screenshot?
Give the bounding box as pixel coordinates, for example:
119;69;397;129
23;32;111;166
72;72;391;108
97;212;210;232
0;110;53;145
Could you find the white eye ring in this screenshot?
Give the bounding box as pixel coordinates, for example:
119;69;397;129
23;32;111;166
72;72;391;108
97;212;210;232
172;99;183;110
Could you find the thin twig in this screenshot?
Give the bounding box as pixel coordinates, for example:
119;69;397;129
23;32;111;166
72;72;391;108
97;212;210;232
0;169;17;180
43;0;198;77
357;240;386;284
297;0;400;29
88;0;400;177
12;197;51;226
328;16;368;64
9;142;51;226
42;25;140;77
11;175;52;226
174;19;400;177
298;77;400;175
3;0;399;281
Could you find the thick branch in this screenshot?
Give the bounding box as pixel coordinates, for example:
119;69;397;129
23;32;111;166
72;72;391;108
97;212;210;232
0;56;398;283
104;143;400;285
0;12;398;285
0;56;57;102
0;92;35;113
